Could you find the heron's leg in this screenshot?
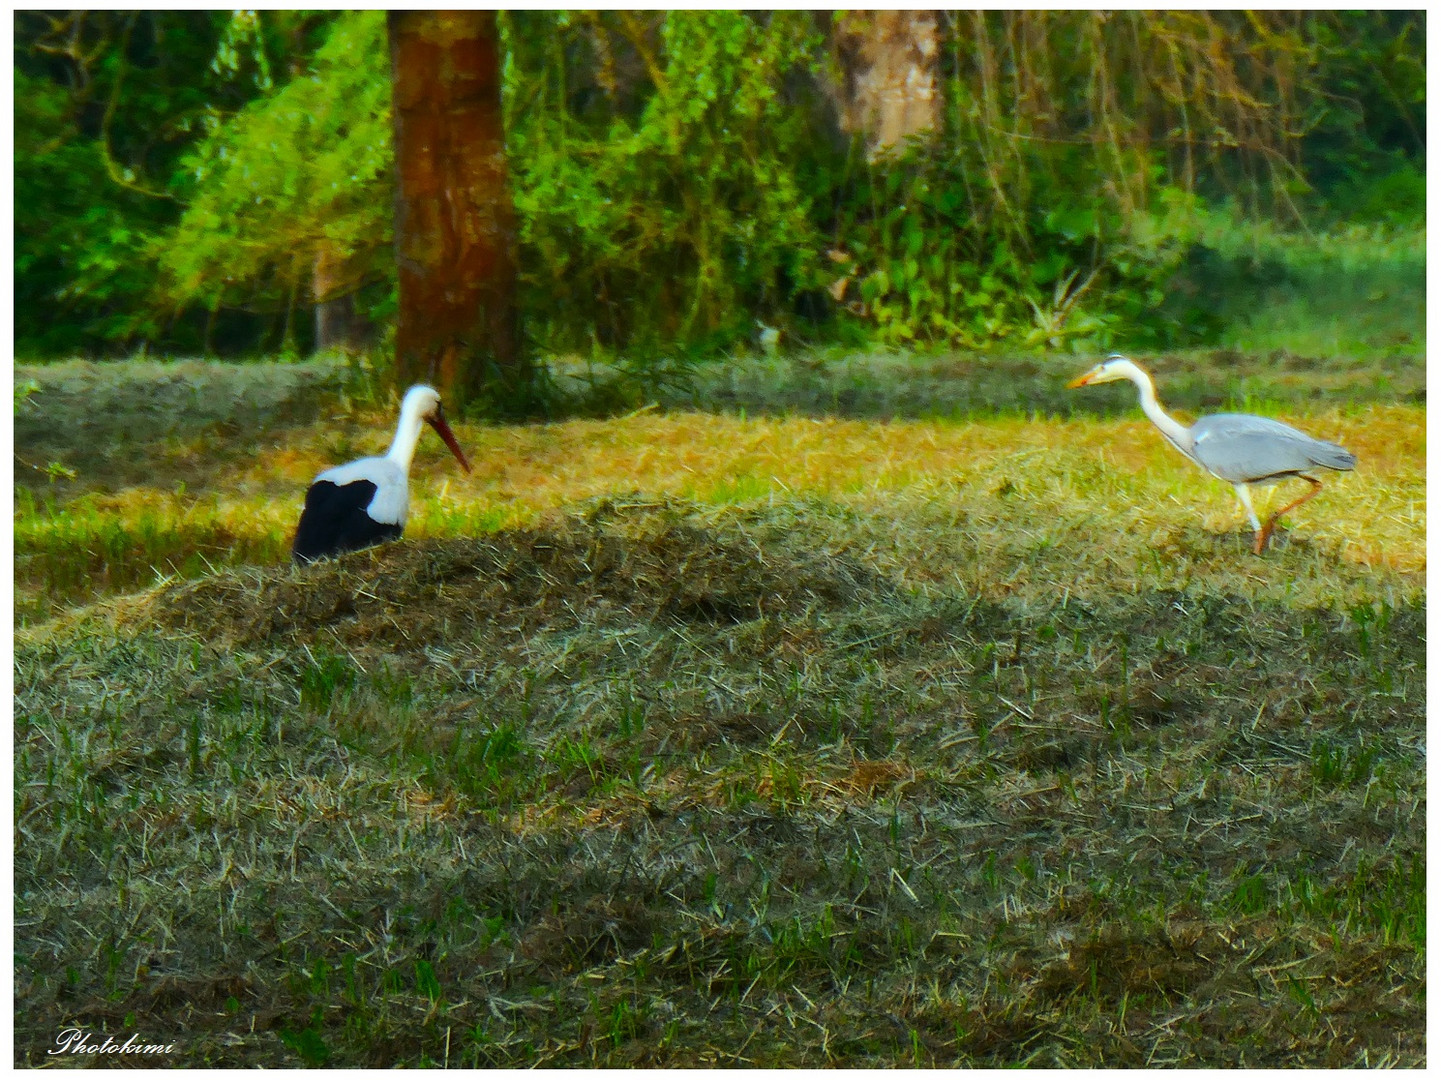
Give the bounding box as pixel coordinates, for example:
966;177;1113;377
1255;477;1323;553
1232;484;1262;543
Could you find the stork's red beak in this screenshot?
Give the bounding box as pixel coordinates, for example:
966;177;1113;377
427;410;472;473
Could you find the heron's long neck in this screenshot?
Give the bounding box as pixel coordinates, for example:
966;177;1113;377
1130;371;1193;456
386;404;426;474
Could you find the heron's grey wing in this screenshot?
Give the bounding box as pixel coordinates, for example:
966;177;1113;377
1190;414;1357;485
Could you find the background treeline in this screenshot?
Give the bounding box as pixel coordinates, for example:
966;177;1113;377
14;10;1426;362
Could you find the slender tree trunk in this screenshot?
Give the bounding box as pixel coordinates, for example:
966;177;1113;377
312;244;375;354
202;299;218;358
388;10;526;411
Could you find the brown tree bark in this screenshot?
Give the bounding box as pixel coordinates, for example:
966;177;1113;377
827;11;940;160
388;10;526;411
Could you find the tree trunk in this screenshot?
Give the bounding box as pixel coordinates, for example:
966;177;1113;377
828;11;940;159
387;10;526;412
312;244;375;354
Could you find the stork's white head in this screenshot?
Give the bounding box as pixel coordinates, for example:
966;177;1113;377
398;384;471;473
402;384;444;419
1066;354;1148;389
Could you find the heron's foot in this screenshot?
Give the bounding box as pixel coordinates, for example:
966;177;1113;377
1253;479;1322;555
1254;516;1291;554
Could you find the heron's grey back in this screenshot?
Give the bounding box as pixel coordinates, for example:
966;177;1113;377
1189;413;1357;484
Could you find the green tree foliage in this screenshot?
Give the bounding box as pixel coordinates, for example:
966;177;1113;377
17;12;230;355
14;11;328;357
13;10;1426;361
826;10;1422;351
157;12;393;353
505;11;832;354
500;10;1423;354
1300;11;1426;224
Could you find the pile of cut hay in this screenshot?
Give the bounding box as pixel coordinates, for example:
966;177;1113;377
137;497;887;652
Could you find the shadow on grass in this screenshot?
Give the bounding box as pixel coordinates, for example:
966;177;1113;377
14;358;352;499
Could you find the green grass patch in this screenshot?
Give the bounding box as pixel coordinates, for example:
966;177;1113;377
1139;209;1426;361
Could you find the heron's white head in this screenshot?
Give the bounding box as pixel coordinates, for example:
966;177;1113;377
400;384;471;473
1066;354;1147;389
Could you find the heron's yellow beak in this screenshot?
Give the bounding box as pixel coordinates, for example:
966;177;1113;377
1066;369;1096;389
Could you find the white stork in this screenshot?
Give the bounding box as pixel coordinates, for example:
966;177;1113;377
291;385;471;563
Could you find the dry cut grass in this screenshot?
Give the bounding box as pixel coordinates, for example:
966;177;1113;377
16;398;1425;621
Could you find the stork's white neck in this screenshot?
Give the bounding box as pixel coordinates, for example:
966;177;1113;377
1115;360;1193;457
386;394;430;475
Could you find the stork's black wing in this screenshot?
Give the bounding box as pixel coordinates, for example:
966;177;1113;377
291;479;403;563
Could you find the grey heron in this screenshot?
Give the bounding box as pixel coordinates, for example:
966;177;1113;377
292;385;471;563
1067;355;1356;553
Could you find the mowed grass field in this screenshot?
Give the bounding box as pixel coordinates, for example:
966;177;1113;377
14;354;1425;1066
